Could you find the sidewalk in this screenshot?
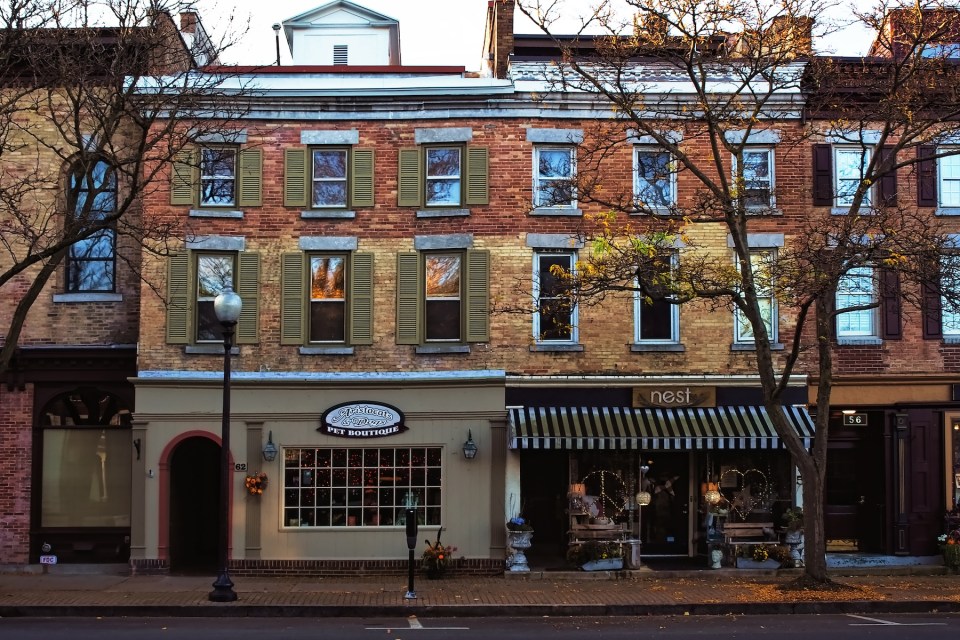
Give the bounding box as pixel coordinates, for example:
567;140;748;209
1;566;958;618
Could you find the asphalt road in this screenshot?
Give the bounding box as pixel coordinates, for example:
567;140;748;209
0;613;958;639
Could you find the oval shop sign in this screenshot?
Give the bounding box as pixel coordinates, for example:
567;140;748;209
319;401;407;438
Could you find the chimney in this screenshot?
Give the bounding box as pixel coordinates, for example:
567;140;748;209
180;11;198;35
492;0;514;79
768;15;813;57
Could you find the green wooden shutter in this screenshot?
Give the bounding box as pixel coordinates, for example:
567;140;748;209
464;249;490;342
349;252;374;345
166;253;190;344
397;148;422;207
237;148;263;207
170;149;197;206
351;149;374;208
465;147;489;205
280;252;305;345
396;253;421;344
236;251;260;345
284;148;308;207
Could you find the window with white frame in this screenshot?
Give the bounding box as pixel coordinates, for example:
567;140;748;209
424;253;462;341
635;252;678;342
309;254;347;343
312;148;349;208
199;147;237;206
739;148;775;209
534;251;576;342
836;266;877;337
425;146;462;207
941;254;960;335
534;146;575;207
834;147;872;207
634;148;675;211
195;253;235;342
734;250;777;343
939;151;960;208
282;447;442;528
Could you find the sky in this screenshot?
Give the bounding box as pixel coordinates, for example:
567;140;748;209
194;0;878;69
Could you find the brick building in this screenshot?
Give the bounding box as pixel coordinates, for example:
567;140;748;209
128;0;819;574
5;0;960;574
0;10;215;566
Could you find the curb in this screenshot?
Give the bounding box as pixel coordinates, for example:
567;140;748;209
2;600;959;618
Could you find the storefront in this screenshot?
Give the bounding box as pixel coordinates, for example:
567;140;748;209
129;370;506;575
505;381;813;562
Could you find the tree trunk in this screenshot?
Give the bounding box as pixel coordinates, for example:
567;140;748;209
799;456;829;582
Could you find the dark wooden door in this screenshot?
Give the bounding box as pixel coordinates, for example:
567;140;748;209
906;410;943;555
169;436;220;573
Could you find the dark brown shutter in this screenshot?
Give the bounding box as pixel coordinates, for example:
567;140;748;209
922;280;943;339
812;144;833;206
880;268;902;340
918;145;937;207
877;146;897;208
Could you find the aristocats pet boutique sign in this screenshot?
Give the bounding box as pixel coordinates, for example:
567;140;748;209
319;401;407;438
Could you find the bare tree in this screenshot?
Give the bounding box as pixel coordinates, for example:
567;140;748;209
0;0;253;374
513;0;960;585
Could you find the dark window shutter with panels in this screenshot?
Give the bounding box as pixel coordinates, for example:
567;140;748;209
918;145;937;207
813;144;833;206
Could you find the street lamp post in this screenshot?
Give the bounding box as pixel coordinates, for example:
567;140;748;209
209;285;242;603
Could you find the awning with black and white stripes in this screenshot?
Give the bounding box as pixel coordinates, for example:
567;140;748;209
508;405;815;450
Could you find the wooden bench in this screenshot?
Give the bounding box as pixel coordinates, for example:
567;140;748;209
722;522;776;556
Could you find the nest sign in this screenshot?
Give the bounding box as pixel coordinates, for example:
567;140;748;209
320;401;406;438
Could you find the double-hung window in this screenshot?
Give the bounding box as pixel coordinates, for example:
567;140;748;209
280;240;373;350
738;148;775;209
534;146;575;208
195;253;237;342
836;266;877;338
66;159;116;293
815;135;896;210
424;253;462;341
635;252;679;344
634;148;675;212
284;131;374;215
734;250;777;344
425;147;462;207
834;147;872;207
311;148;349;208
534;252;577;343
199;147;236;206
165;238;260;348
398;128;488;214
171;139;262;211
396;243;490;348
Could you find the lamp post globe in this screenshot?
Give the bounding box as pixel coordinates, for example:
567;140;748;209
210;285;241;603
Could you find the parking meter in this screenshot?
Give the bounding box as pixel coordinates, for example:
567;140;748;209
404;508;417;599
405;508;418;550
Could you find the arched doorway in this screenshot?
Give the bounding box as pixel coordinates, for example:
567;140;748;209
169;436;220;573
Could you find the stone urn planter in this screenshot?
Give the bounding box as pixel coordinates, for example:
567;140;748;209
505;529;534;572
783;529;805;568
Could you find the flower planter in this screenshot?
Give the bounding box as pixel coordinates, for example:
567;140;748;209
735;557;780;569
506;529;534;572
581;558;623;571
943;544;960;570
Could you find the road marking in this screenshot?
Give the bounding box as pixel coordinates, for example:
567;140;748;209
365;616;470;631
846;614;946;626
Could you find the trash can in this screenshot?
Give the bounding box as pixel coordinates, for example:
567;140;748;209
625;539;643;569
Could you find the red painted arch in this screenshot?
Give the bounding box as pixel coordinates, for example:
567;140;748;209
157;430;235;562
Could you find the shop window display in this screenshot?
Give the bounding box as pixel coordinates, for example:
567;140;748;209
283;447;442;528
